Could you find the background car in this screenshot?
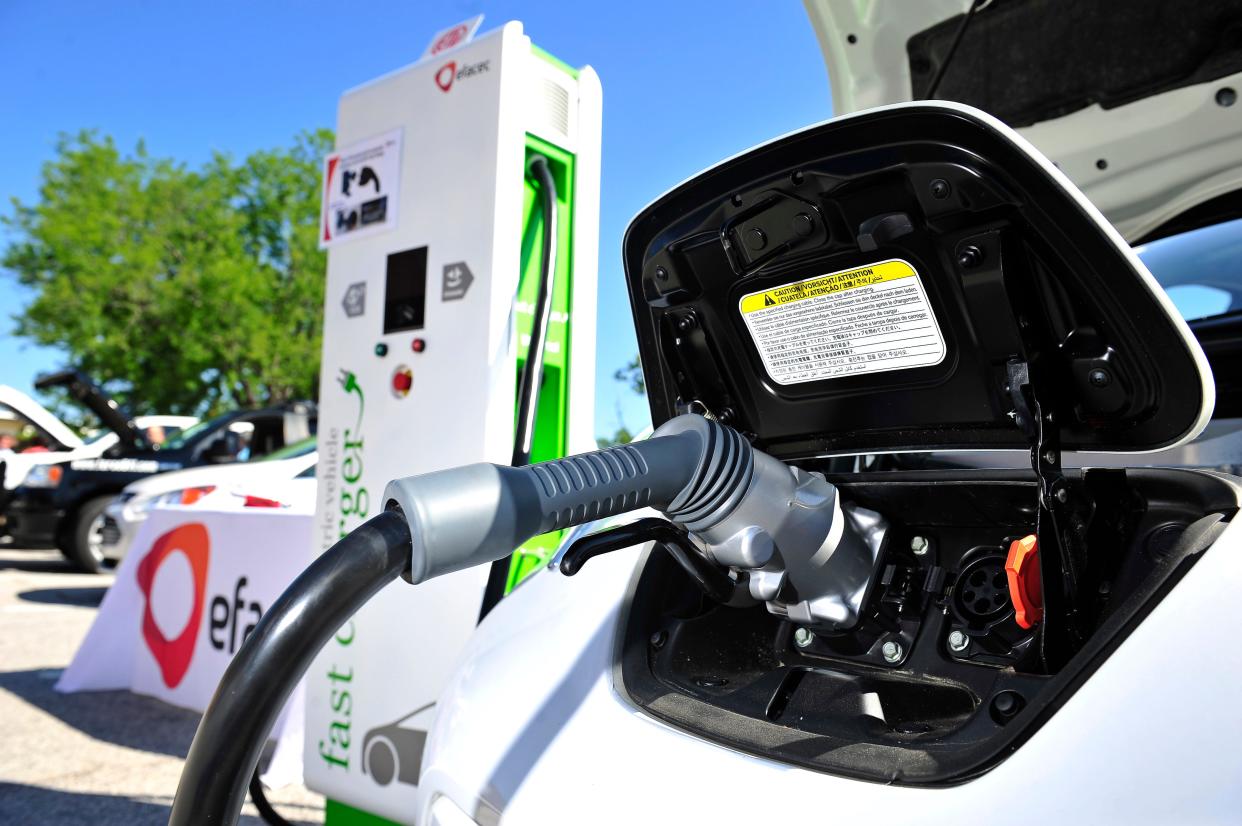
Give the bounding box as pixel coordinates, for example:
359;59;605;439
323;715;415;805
4;372;316;571
99;436;317;563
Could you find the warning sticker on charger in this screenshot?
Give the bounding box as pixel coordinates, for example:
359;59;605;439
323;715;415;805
739;259;946;385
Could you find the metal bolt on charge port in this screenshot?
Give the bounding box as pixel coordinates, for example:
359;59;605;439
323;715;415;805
881;639;904;663
948;629;970;653
793;627;814;648
910;535;929;556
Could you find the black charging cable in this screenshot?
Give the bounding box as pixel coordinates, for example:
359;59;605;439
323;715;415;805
478;154;559;620
170;510;411;826
513;154;558;468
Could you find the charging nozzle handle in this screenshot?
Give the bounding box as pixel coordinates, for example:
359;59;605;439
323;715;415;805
385;413;755;584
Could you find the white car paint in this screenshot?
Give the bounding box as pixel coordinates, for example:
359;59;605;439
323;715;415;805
417;515;1242;825
193;475;318;513
1;383;196;490
100;448;316;561
0;385;83;449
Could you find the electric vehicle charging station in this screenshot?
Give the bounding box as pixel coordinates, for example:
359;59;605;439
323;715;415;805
305;21;601;823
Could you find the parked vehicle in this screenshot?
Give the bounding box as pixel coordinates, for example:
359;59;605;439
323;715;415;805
0;384;195;491
98;436;317;563
3;370;315;571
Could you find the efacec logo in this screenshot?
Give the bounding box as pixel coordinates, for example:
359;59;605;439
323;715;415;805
434;58;490;93
136;522;268;688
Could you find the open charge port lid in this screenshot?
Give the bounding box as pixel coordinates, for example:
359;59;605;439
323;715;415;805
623;102;1214;461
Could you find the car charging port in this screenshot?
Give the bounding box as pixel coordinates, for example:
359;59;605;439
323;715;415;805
946;546;1036;664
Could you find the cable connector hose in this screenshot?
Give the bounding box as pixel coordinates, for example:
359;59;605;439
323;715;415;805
384;414;752;584
169;511;411;826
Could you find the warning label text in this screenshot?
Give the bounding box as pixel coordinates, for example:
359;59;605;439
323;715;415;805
738;259;946;384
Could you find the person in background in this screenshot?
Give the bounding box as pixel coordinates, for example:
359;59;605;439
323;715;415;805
144;424;167;447
235;429;253;462
0;433;17;452
19;437;49;453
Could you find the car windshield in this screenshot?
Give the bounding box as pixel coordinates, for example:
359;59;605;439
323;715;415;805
82;429;116;445
161;413;235;450
1136;216;1242;322
259;436;316;462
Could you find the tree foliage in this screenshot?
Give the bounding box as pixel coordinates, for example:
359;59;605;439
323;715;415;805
2;129;332;416
614;354;645;396
596;425;636;449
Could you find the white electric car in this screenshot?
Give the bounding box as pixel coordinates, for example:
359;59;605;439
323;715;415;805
409;5;1242;821
98;437;317;563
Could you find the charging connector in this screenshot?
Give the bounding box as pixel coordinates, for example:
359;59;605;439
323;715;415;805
171;413;883;825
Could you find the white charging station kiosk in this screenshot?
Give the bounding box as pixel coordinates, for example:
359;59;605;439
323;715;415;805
305;21;601;824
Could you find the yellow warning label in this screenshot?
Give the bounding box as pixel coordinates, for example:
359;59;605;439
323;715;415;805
739;260;916;314
737;257;946;386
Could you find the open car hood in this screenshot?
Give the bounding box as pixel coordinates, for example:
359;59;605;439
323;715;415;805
623;102;1212;460
34;369;147;451
0;385;84;450
804;0;1242;243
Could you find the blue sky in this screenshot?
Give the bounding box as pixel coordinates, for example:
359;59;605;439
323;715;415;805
0;0;834;438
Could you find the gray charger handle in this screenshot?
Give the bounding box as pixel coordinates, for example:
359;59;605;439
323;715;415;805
384;414;754;584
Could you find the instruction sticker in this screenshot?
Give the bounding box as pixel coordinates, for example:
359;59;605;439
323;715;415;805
319;128;403;249
739;259;946;385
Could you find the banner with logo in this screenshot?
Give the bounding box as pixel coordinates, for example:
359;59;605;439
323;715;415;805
56;505;314;783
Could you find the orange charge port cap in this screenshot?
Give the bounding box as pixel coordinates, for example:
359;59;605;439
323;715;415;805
1005;534;1043;629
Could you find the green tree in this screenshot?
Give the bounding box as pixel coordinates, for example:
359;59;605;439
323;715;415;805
614;355;646;396
2;129;333;417
596;425;635;449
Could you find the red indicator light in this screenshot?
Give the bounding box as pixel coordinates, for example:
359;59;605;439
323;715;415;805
411;338;427;353
243;495;284;508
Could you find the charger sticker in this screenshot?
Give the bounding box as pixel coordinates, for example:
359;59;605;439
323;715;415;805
738;258;946;385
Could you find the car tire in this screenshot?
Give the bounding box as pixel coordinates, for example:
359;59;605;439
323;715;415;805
61;495;115;573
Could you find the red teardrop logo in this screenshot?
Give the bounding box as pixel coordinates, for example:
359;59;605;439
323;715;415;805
136;523;210;688
435;61;456;93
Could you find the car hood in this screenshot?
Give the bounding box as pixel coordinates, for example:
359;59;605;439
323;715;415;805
804;0;1242;242
0;385;84;450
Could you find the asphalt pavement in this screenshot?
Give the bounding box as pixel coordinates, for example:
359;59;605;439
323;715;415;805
0;545;325;825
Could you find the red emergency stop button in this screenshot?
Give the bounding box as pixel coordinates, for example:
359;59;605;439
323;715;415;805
391;366;413;398
1005;534;1043;629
